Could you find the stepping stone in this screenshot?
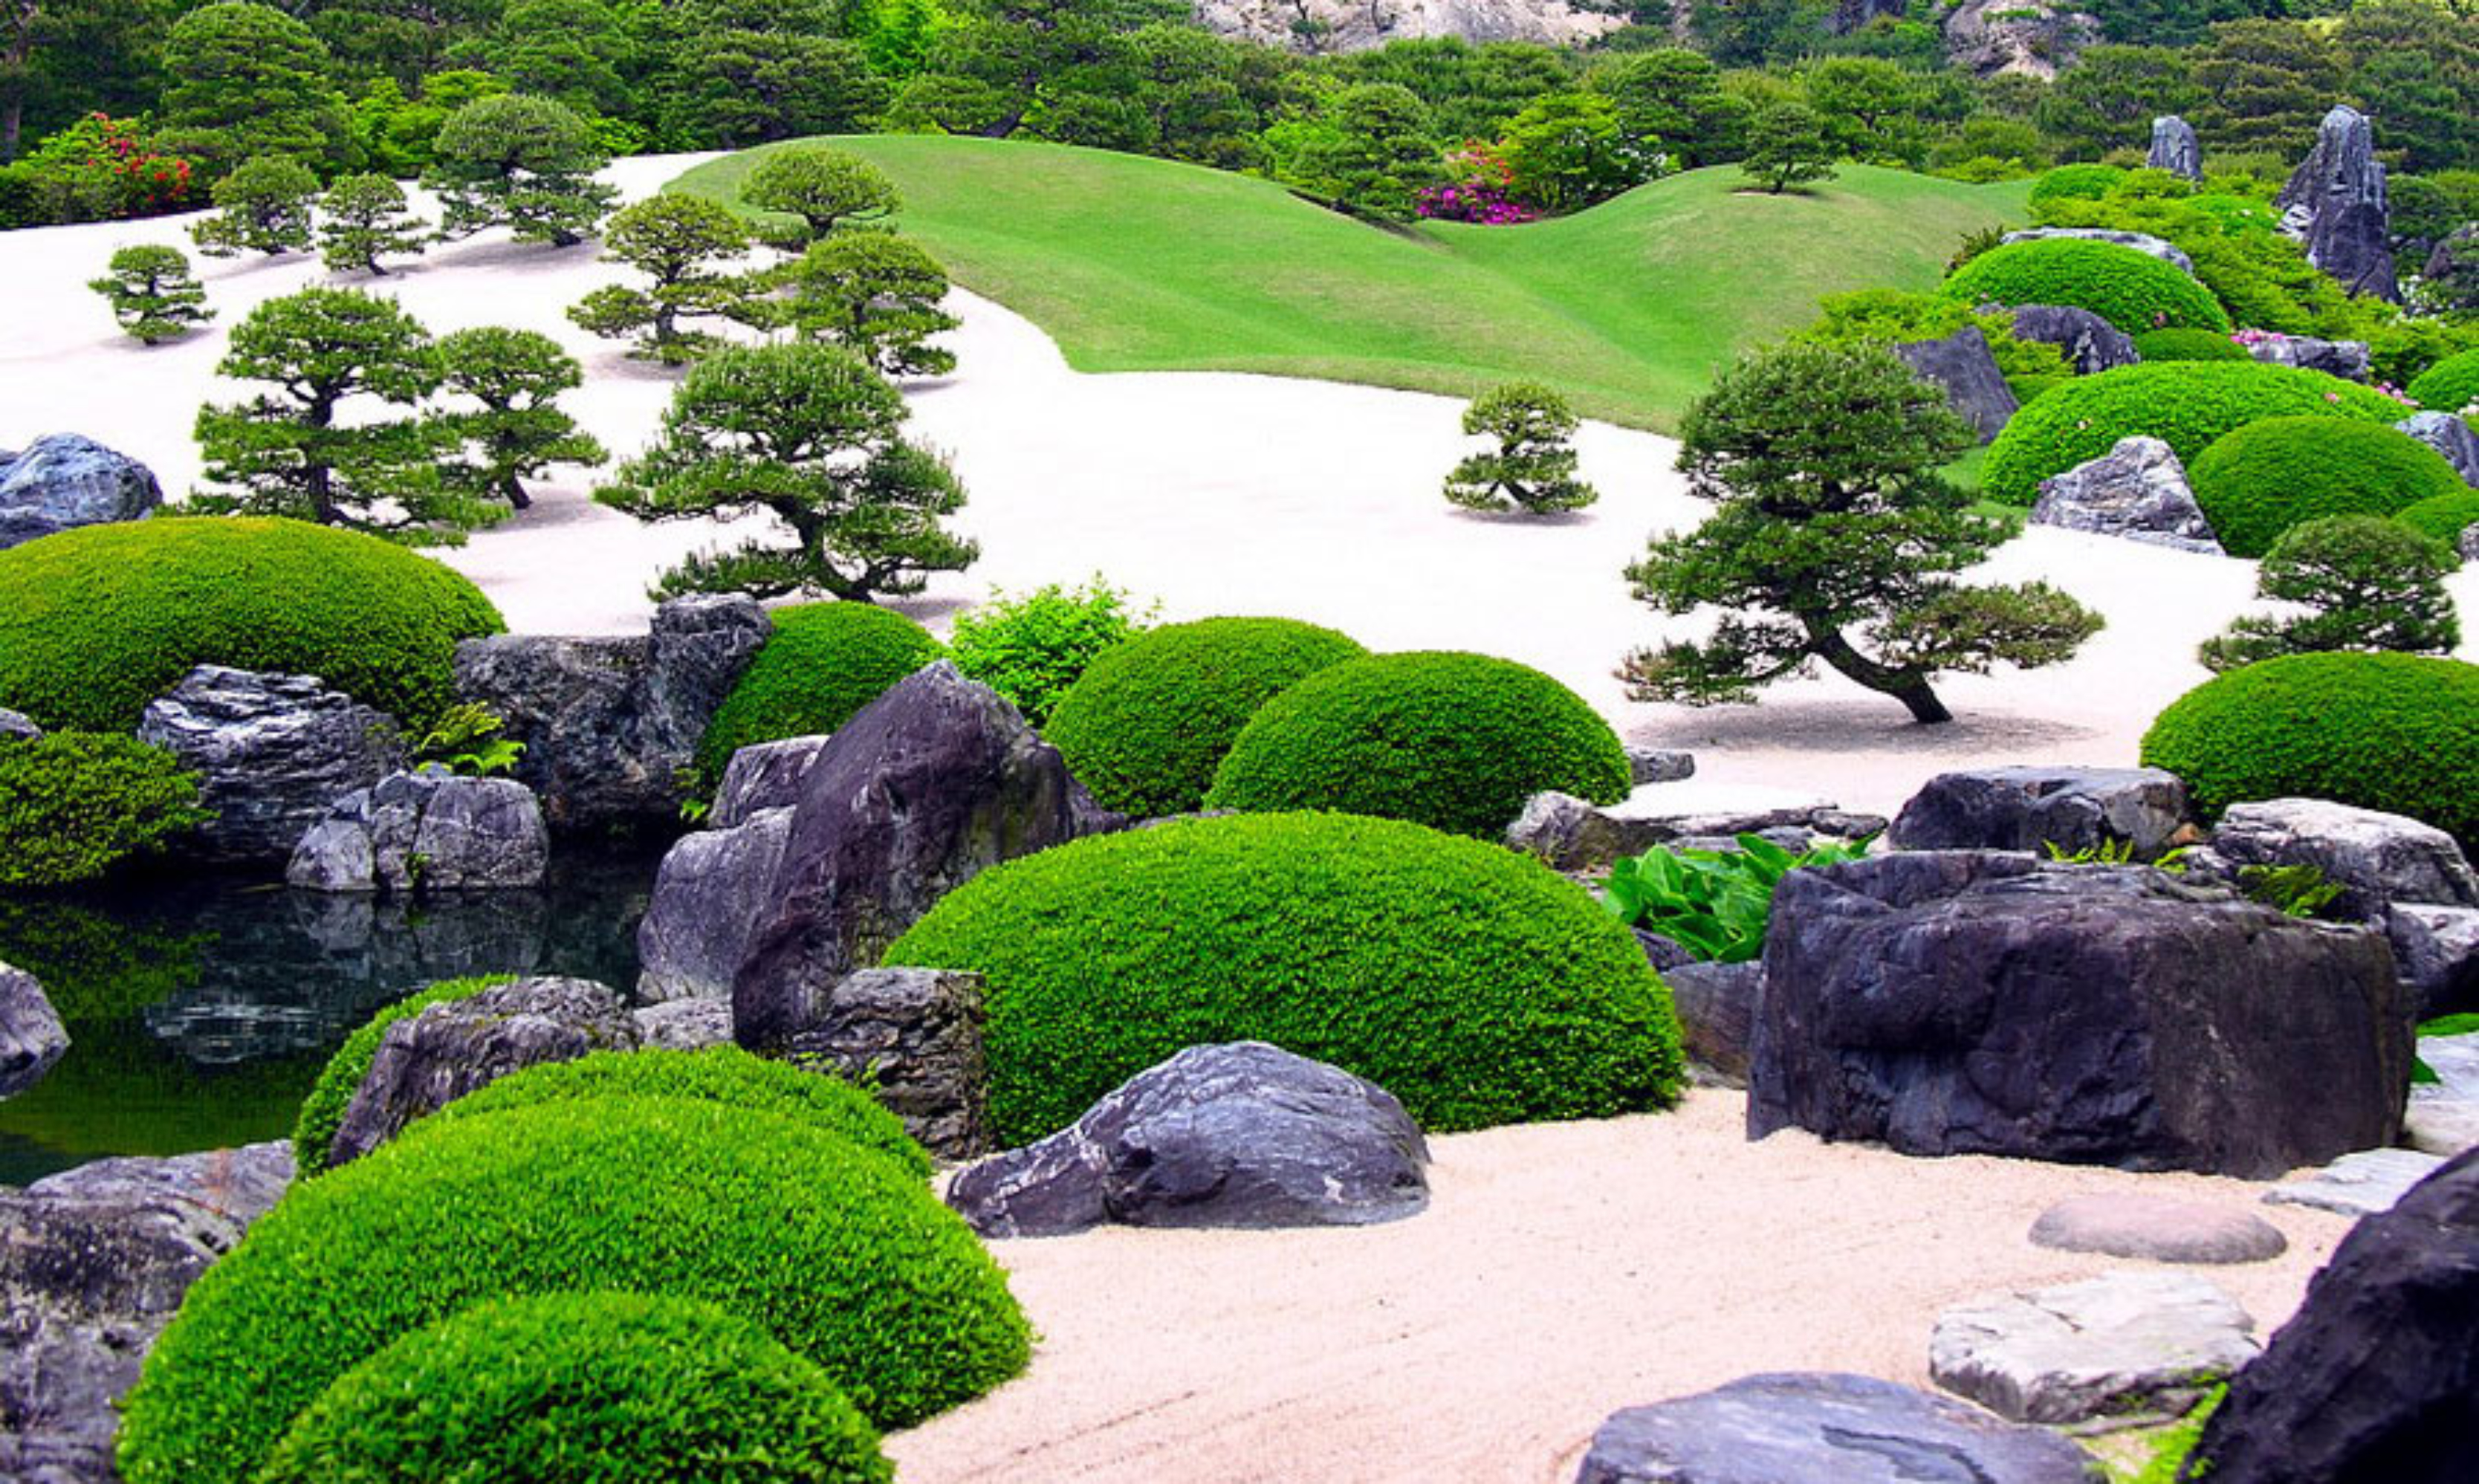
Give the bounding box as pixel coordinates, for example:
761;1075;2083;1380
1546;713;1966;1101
2407;1087;2479;1157
2264;1148;2449;1217
1929;1270;2259;1425
2029;1193;2287;1265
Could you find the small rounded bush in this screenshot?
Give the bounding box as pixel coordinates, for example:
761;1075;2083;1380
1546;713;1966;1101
425;1047;930;1178
1204;651;1630;837
1941;239;2231;335
694;603;944;788
2409;349;2479;412
292;975;509;1176
117;1098;1027;1484
2190;417;2467;557
0;733;207;887
2026;163;2126;212
1980;361;2410;505
2133;327;2248;363
2140;652;2479;841
0;516;504;733
2397;490;2479;549
257;1292;891;1484
884;811;1685;1144
1042;617;1367;817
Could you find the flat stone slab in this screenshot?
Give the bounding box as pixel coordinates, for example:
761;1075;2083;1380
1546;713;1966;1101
2264;1148;2449;1217
2406;1090;2479;1156
1930;1270;2259;1425
2029;1193;2287;1265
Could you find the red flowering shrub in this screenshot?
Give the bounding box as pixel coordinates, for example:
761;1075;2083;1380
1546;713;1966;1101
1;114;197;227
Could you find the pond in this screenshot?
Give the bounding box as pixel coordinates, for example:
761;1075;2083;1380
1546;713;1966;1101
0;849;658;1187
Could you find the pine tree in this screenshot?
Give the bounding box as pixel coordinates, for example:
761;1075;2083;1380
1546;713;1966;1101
317;173;428;275
88;244;214;345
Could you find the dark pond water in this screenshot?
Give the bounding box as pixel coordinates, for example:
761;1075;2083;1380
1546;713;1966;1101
0;850;658;1187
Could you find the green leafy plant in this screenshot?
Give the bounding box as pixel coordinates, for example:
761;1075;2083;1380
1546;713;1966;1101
693;602;944;789
779;230;962;380
314;172;427;276
2408;348;2479;413
411;702;524;777
0;733;212;889
2132;327;2249;362
1604;834;1875;962
2044;839;2191;869
2395;491;2479;552
187;153;318;258
2237;862;2345;919
945;577;1153;728
2189;419;2467;558
2200;516;2460;670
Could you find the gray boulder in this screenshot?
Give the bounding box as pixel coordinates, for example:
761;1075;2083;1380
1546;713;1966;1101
0;1142;293;1484
2029;1193;2288;1266
637;807;794;1002
2030;436;2221;551
0;434;161;550
1896;326;2019;444
0;709;37;742
2003;304;2139;375
2397;411;2479;487
2205;797;2479;921
755;966;992;1159
2277;104;2399;302
1625;745;1694;785
947;1042;1430;1237
710;733;831;829
2265;1147;2447;1217
1929;1270;2259;1425
285;765;548;895
2243;331;2371;381
2408;1029;2479;1156
1942;0;2099;82
2001;227;2195;275
137;666;405;866
2148;115;2201;180
1664;959;1760;1088
1509;791;1881;873
632;997;734;1050
1575;1372;2102;1484
323;975;638;1168
2387;904;2479;1018
1751;853;2410;1176
1;962;68;1098
1889;765;2191;861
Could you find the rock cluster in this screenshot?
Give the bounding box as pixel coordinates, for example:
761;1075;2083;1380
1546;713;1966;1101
1506;792;1883;872
2397;410;2479;487
2276;104;2398;302
1929;1270;2258;1425
2029;436;2220;552
287;765;549;895
0;433;161;550
1888;765;2191;861
2241;332;2371;381
756;966;994;1159
1190;0;1622;54
2002;304;2137;376
137;666;405;866
1942;0;2098;81
2000;227;2194;274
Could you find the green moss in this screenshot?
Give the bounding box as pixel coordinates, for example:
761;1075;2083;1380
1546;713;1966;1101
2190;417;2467;557
0;733;208;887
2397;490;2479;550
693;602;944;790
2409;349;2479;413
291;975;510;1176
2132;327;2248;362
1942;239;2230;335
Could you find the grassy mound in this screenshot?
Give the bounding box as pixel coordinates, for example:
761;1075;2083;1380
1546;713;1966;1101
291;975;509;1177
2190;417;2468;557
2409;349;2479;412
1942;239;2231;335
884;811;1685;1144
693;603;944;789
2397;490;2479;549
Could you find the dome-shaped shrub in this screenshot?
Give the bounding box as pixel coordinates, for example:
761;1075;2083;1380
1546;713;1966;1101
1042;617;1366;817
884;811;1685;1144
2190;417;2467;557
117;1098;1026;1484
2025;164;2126;213
2397;490;2479;551
2409;349;2479;412
1203;651;1630;837
0;733;208;887
2139;652;2479;841
0;516;503;733
693;602;943;788
292;975;509;1176
1942;239;2231;335
256;1292;890;1484
1980;361;2409;505
2133;327;2247;362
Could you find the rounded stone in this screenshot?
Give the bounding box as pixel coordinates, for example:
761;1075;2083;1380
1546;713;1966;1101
2029;1193;2288;1265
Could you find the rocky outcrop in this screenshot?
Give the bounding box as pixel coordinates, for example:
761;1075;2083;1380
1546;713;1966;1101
1507;791;1882;873
949;1042;1430;1237
1929;1271;2258;1425
2148;115;2201;180
632;997;733;1050
710;733;830;829
2029;436;2221;552
137;666;405;866
2002;227;2194;275
1943;0;2098;80
1190;0;1623;54
1888;765;2191;861
453;594;768;835
637;808;794;1002
1664;959;1760;1088
2392;904;2479;1018
1896;326;2018;443
2243;332;2371;381
0;962;68;1098
750;966;992;1159
2203;797;2479;921
285;765;549;895
2003;304;2139;376
2397;411;2479;487
1751;853;2409;1176
0;434;161;550
2029;1193;2287;1266
2277;104;2399;302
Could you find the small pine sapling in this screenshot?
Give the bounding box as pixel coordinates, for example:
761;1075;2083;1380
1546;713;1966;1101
317;173;429;275
1442;381;1598;514
89;245;215;345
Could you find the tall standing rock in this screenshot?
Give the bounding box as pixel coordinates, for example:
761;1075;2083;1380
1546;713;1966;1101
2148;116;2201;181
2277;105;2399;302
1895;326;2020;444
137;667;406;866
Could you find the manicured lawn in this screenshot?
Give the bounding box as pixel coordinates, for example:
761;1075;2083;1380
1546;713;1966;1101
671;137;2032;432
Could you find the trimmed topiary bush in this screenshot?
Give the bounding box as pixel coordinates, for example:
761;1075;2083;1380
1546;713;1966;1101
117;1097;1028;1484
693;602;944;789
2140;652;2479;842
1042;617;1367;818
0;733;209;888
2026;163;2126;213
2397;490;2479;550
2409;348;2479;413
884;811;1685;1144
2189;417;2467;557
1941;239;2231;336
291;975;510;1176
0;516;503;733
1203;651;1630;837
1980;362;2411;505
256;1292;891;1484
2133;327;2248;362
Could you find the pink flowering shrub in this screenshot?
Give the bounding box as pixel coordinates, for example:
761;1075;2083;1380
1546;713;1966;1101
1415;143;1537;226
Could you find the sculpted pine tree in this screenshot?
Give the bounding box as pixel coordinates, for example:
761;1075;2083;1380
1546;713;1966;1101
1739;102;1838;195
1621;343;2102;725
189;155;320;257
1442;382;1598;514
737;146;899;248
424;94;616;247
567;192;760;363
781;232;960;379
89;246;215;345
435;327;607;510
2200;516;2460;672
316;173;428;275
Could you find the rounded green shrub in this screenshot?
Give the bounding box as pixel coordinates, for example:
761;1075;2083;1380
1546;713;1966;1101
694;603;944;788
2190;417;2467;557
0;516;504;733
1042;617;1366;817
884;811;1685;1145
257;1291;891;1484
291;975;511;1177
117;1098;1027;1484
1203;651;1630;837
2006;372;2068;406
425;1047;930;1178
1941;239;2231;336
2026;163;2126;213
2133;327;2248;362
1980;361;2411;505
2409;349;2479;412
2140;652;2479;841
0;733;208;887
2397;490;2479;549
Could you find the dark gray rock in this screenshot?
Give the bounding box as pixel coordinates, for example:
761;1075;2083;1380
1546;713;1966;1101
1575;1372;2102;1484
1929;1270;2258;1425
2184;1147;2479;1484
2148;114;2200;180
2206;797;2479;921
0;962;68;1098
632;997;733;1050
2029;1193;2289;1265
1625;745;1694;785
1751;852;2410;1176
2001;227;2195;275
0;1142;292;1484
2277;103;2399;302
1633;928;1694;971
2030;437;2221;552
1509;792;1879;873
2244;331;2371;381
285;765;548;895
2387;904;2479;1019
1896;325;2019;444
638;807;794;1002
1888;765;2191;861
454;594;769;835
0;434;161;550
710;733;831;829
136;666;405;866
1665;959;1760;1088
760;966;992;1159
324;975;638;1168
0;709;39;741
2397;411;2479;487
947;1042;1430;1237
2003;304;2139;375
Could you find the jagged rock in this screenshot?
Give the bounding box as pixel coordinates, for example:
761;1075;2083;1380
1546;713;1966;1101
323;975;638;1168
1626;746;1694;785
2397;411;2479;487
0;709;39;741
0;433;161;550
2243;332;2371;381
732;663;1115;1052
285;765;548;895
2277;104;2399;302
1;962;68;1098
751;965;992;1159
1575;1372;2102;1484
2205;797;2479;921
2188;1149;2479;1484
2002;304;2139;375
2264;1147;2446;1217
2148;115;2201;180
1751;853;2409;1176
2029;437;2221;552
638;808;794;1002
0;1142;292;1484
948;1042;1429;1237
1930;1271;2258;1425
1888;765;2191;861
137;666;405;866
1943;0;2098;80
2029;1193;2288;1265
2387;904;2479;1018
1509;791;1881;873
2002;227;2194;275
1896;326;2019;444
1189;0;1623;54
1633;928;1695;971
454;594;768;835
632;997;734;1051
1665;959;1760;1088
710;733;831;829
